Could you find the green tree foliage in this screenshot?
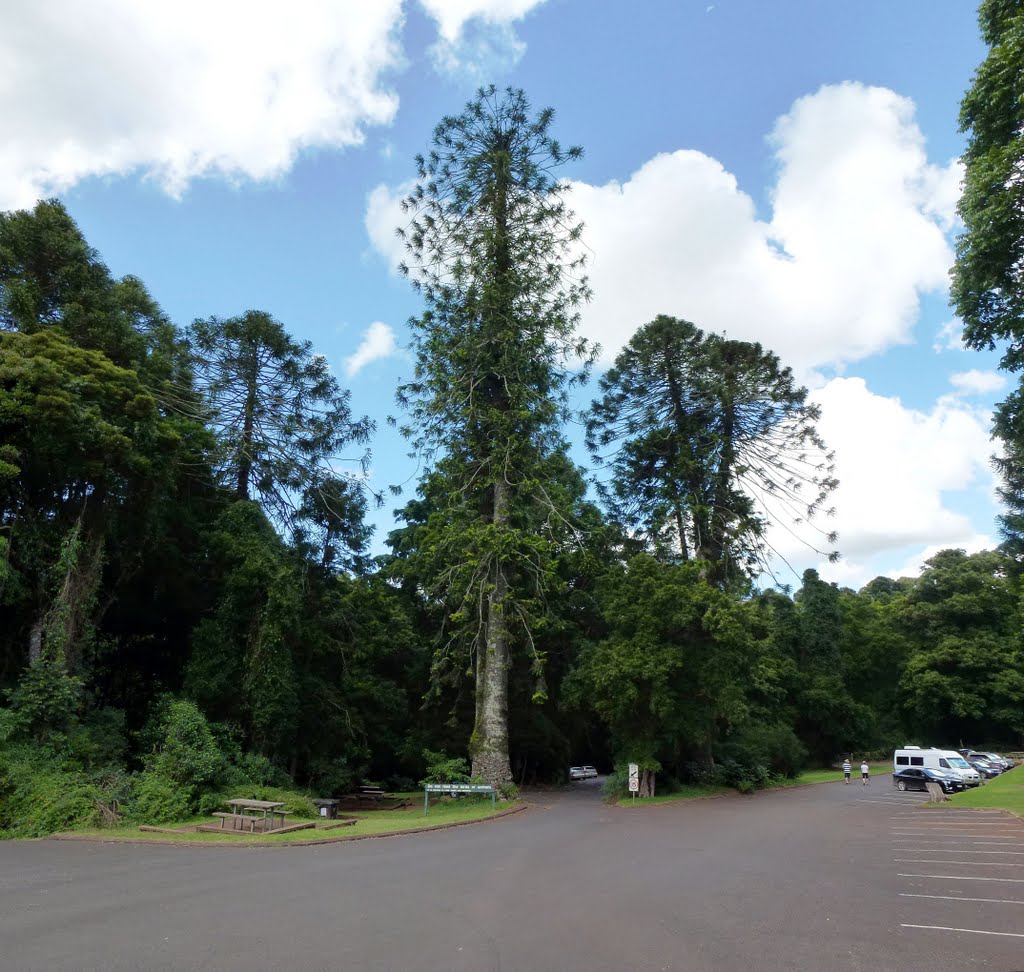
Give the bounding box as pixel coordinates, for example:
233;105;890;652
184;503;300;758
587;316;837;584
953;1;1024;559
0;329;172;672
567;555;758;795
395;86;593;787
893;549;1024;741
792;569;870;763
189;310;374;534
953;0;1024;367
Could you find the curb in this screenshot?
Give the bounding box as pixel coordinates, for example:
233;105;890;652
46;802;528;849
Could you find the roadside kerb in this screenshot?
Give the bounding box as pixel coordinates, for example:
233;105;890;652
46;801;528;848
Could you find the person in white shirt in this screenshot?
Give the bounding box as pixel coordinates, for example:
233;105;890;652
860;761;870;785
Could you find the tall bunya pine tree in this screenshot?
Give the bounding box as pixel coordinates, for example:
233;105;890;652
396;86;593;787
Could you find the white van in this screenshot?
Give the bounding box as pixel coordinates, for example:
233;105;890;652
893;746;982;786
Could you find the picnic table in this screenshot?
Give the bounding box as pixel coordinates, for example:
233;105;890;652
213;799;291;833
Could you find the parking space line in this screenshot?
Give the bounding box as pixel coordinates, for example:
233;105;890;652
891;838;1022;844
891;821;1016;826
899;924;1024;938
898;873;1024;882
901;843;1024;852
900;893;1024;905
891;831;1021;837
895;859;1024;866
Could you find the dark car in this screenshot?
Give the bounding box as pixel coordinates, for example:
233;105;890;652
964;750;1015;772
892;767;966;793
966;757;1002;779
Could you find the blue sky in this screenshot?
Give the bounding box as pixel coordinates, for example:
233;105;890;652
2;0;1002;586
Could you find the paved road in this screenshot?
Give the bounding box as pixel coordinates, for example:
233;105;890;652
3;778;1024;971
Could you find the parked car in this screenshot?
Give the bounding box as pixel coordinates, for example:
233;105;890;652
961;750;1015;771
966;757;1002;779
894;747;981;786
582;765;598;779
892;767;966;794
569;766;586;781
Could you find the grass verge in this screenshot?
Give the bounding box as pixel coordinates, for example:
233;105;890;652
941;769;1024;817
53;797;518;844
781;761;892;788
614;761;893;805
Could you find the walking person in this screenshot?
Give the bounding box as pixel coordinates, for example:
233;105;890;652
860;761;870;785
842;759;851;784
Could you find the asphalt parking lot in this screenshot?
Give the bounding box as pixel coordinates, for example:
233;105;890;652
2;776;1023;971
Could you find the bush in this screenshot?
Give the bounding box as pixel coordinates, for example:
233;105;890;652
714;723;809;785
223;752;290;789
601;766;629;799
420;749;470;784
146;699;224;788
0;745;104;837
5;657;83;742
711;758;770;792
126;771;193;824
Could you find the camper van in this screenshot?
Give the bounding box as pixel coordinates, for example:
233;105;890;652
893;746;982;786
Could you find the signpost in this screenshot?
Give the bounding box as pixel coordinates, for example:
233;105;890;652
628;763;639;802
423;783;496;816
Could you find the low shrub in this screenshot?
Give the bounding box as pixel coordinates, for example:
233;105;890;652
126;771;193;824
0;747;104;837
420;749;470;784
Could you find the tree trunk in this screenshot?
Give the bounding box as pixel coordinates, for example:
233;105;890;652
28;620;42;664
639;768;656;797
236;346;259;501
471;479;514;789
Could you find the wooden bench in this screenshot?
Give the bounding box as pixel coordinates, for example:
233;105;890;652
213;810;294;830
212;812;259;833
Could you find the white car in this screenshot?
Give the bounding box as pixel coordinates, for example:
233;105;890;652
569;766;586;780
582;765;598;778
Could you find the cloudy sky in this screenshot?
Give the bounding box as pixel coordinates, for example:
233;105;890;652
2;0;1000;587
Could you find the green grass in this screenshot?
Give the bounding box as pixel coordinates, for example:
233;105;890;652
783;761;891;788
56;797;517;844
613;761;895;805
941;768;1024;817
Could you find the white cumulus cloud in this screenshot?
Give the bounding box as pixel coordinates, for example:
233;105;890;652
768;377;997;587
949;369;1007;396
417;0;547;41
572;82;958;371
0;0;404;209
345;321;398;376
417;0;547;76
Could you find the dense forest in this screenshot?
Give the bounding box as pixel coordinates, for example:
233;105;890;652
3;79;1024;835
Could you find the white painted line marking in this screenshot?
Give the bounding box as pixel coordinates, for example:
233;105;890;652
892;843;1024;852
898;873;1024;883
900;924;1024;939
892;842;1024;849
895;859;1024;866
900;893;1024;905
891;832;1021;838
890;821;1016;826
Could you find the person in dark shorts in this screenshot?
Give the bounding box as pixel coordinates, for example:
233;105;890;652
860;761;870;785
842;759;851;783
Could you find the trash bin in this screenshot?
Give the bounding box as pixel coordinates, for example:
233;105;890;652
313;798;338;819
